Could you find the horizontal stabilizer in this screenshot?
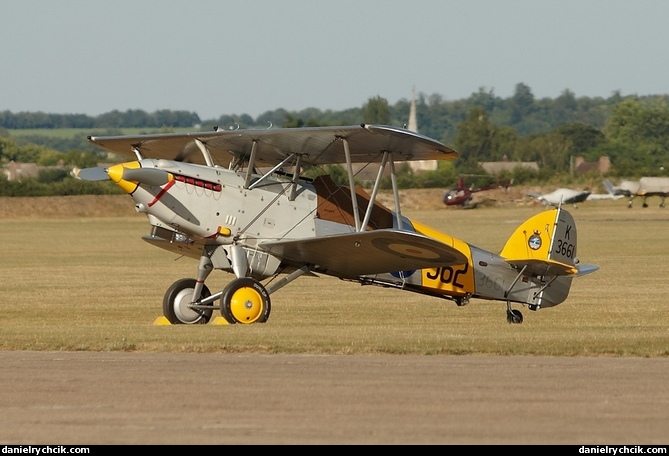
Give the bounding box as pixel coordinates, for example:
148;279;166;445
575;264;599;277
506;258;578;277
260;229;468;279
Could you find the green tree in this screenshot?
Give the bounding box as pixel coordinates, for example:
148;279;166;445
62;149;100;168
362;96;390;124
0;136;19;161
556;122;605;158
454;108;496;166
282;114;305;128
509;82;535;124
604;99;669;173
530;132;573;173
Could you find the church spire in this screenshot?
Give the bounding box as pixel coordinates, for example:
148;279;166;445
407;87;437;172
408;86;417;132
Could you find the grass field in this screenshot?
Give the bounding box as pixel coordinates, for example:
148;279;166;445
1;195;668;356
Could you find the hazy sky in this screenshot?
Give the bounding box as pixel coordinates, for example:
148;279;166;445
2;0;667;120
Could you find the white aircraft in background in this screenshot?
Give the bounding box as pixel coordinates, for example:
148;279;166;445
527;188;592;207
604;178;669;208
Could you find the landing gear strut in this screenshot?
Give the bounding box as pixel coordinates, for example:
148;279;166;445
506;303;523;324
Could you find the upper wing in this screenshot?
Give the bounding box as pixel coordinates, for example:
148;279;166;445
88;124;457;167
259;229;468;279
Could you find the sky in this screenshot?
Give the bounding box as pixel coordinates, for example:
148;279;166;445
2;0;668;121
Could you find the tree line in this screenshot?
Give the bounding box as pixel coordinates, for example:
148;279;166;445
1;83;668;196
0;109;201;130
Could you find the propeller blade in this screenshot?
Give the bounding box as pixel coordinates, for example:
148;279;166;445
120;167;171;187
74;167;110;182
76;163;171;187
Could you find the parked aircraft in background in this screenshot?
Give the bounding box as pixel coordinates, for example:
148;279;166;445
604;178;669;208
527;188;592;207
75;124;597;325
443;176;512;208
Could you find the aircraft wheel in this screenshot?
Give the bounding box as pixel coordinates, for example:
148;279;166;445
163;278;213;325
220;278;271;324
506;309;523;324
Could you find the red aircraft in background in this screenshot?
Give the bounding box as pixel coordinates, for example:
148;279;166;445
443;176;512;208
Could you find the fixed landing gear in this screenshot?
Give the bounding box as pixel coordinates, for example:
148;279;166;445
506;300;524;324
506;308;523;324
454;293;471;307
162;244;273;325
220;277;271;324
162;276;272;324
163;278;213;324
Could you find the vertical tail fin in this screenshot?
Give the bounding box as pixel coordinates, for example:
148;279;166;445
500;207;577;266
603;180;616;196
500;208;596;308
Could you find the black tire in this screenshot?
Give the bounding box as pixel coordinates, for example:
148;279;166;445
163;278;213;324
506;309;523;324
220;278;271;324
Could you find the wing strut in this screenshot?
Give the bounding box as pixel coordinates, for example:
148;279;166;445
389;156;403;228
340;137;404;233
194;139;214;167
341;138;361;231
132;147;143;161
248;153;296;190
289;154;302;201
243;140;259;188
361;151;390;230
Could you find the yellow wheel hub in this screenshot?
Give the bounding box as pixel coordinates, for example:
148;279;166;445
229;287;264;324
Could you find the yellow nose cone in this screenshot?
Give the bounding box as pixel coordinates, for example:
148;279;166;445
107;162;140;194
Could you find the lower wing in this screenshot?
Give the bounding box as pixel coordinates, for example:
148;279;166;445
260;229;468;279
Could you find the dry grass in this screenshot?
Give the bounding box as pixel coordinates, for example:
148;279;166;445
1;194;668;356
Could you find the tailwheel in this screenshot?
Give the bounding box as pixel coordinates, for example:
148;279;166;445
506;308;523;324
220;278;271;324
163;278;213;324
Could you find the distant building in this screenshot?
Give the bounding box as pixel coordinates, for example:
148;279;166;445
3;161;39;181
2;160;68;181
573;156;610;175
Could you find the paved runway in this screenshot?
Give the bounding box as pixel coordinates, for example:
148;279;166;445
0;352;667;445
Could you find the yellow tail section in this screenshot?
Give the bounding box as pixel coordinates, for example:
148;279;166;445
500;207;582;308
500;208;578;266
502;209;558;260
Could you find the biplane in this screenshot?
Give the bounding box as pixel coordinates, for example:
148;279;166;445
77;124;598;325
